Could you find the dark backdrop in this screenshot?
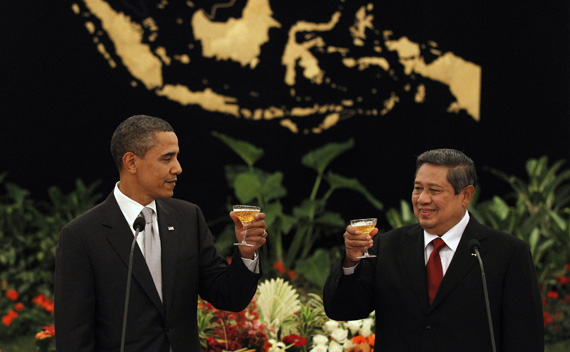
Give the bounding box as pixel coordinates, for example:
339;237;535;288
2;1;569;231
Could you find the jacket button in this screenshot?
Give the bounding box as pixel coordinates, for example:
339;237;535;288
425;325;432;333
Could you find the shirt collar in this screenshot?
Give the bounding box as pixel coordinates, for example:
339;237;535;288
423;211;470;252
114;182;157;230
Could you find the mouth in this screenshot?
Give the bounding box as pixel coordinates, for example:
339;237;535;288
418;209;436;215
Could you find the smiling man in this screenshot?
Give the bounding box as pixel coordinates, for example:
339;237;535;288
55;115;267;351
324;148;544;352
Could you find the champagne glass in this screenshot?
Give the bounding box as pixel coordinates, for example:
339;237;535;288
233;205;260;247
351;218;377;259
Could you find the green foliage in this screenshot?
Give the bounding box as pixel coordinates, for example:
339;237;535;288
292;293;328;340
470;156;570;281
0;174;101;340
385;199;417;229
211;133;383;289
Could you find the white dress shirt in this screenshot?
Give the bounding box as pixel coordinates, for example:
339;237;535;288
423;211;470;276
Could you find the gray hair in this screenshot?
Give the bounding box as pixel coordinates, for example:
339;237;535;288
110;115;174;170
415;149;477;194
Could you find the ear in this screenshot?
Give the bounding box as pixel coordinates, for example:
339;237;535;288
461;185;475;206
122;152;138;174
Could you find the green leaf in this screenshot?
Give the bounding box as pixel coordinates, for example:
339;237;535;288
295;249;332;288
260;172;287;202
301;139;354;174
212;131;264;167
234;172;262;203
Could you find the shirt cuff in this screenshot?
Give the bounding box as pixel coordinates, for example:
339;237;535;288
241;251;260;273
342;262;359;275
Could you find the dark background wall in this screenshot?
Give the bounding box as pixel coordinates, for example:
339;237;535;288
2;1;569;230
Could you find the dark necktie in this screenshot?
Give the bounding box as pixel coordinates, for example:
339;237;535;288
426;238;445;304
141;207;162;301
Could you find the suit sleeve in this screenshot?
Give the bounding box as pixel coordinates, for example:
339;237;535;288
194;206;261;312
323;255;376;321
54;224;96;352
500;240;544;352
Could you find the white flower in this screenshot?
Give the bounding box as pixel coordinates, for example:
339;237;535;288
313;334;329;346
310;345;328;352
328;340;343;352
330;328;348;343
344;339;356;350
268;340;288;352
346;320;363;335
323;320;340;333
360;318;374;337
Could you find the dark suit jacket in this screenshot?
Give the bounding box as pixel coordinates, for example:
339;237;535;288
324;216;544;352
55;193;261;352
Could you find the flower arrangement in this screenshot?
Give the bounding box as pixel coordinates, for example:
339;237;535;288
307;312;375;352
0;282;54;342
35;324;56;352
542;263;570;342
199;278;374;352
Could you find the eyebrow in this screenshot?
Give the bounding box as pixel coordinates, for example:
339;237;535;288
415;181;444;188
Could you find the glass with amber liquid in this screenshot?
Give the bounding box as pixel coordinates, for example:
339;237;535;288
233;205;260;247
351;218;377;258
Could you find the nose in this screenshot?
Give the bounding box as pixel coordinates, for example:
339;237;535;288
416;190;431;204
172;159;182;175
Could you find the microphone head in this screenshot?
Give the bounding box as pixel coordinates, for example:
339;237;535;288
133;217;146;232
468;239;481;253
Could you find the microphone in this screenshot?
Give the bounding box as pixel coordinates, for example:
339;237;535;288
120;216;145;352
468;239;496;352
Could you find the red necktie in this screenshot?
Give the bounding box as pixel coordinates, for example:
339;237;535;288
426;238;446;304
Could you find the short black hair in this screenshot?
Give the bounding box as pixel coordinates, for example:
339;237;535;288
415;149;477;194
110;115;174;170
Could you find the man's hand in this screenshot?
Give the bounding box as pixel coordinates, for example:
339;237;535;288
343;225;378;267
229;211;268;259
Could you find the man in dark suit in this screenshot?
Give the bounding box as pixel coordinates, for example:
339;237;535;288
324;149;544;351
55;115;267;351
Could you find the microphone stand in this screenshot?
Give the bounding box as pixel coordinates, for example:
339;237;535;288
120;222;144;352
472;246;497;352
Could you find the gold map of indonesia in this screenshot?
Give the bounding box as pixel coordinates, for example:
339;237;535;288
72;0;481;133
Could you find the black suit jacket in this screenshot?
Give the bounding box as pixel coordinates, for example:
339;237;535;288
324;216;544;352
55;193;261;352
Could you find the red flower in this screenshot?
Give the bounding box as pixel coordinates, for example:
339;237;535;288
287;270;297;279
6;289;18;301
283;334;307;347
32;293;55;313
565;263;570;272
351;335;368;344
556;276;570;285
273;261;286;275
36;324;56;340
2;310;18;326
547;291;559;299
14;302;25;311
544;312;553;326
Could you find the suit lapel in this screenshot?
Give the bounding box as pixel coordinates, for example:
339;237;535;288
400;225;430;313
429;216;488;310
102;194;164;315
156;200;178;316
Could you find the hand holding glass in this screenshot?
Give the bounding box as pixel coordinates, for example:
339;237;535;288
351;218;377;259
233;205;260;247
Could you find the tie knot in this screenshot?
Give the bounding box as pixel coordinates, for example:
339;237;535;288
432;238;445;252
141;207;153;224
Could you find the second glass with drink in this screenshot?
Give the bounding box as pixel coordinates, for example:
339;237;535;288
233;205;261;247
351;218;377;258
